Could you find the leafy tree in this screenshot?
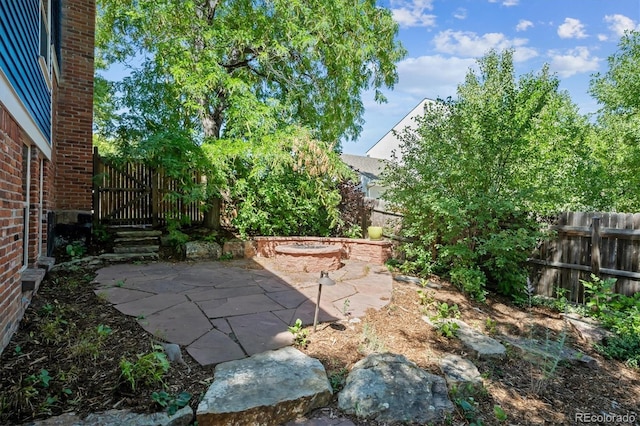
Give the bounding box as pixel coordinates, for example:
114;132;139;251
207;127;354;237
382;50;588;300
95;0;405;142
589;30;640;211
95;0;404;229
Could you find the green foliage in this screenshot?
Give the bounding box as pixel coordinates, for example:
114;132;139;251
166;224;190;251
218;252;234;261
288;319;309;348
151;391;192;416
484;317;498;335
382;49;588;301
343;225;363;239
119;349;170;391
328;368;349;392
579;275;640;367
426;302;461;338
65;243;86;260
580;274;617;315
92;223;111;243
95;0;405;143
435;321;460;339
217;128;353;237
71;324;113;359
595;334;640;368
493;405;508;422
588;31;640;211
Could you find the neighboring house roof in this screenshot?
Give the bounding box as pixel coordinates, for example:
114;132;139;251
365;98;434;161
340;153;387;182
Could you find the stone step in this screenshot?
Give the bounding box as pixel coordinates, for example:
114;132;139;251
37;256;56;271
99;252;159;261
22;268;47;292
113;245;160;254
114;230;163;238
114;236;160;244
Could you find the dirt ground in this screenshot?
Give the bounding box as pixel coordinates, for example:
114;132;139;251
0;255;638;425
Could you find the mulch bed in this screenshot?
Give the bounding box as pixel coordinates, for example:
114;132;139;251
0;255;638;425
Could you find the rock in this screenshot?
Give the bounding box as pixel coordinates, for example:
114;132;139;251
222;240;256;259
500;335;598;369
185;241;222;260
564;313;613;345
83;407;193;426
338;353;454;424
196;346;332;426
24;407;194;426
439;354;482;389
422;317;506;359
393;275;441;289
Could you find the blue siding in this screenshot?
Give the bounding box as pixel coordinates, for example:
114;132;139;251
0;1;52;142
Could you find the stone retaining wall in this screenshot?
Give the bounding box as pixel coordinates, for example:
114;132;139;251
253;236;392;265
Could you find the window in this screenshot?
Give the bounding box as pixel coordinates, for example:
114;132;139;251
38;0;51;86
51;0;61;70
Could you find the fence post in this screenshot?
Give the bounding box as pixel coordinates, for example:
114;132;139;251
92;147;101;229
151;169;159;228
591;216;601;275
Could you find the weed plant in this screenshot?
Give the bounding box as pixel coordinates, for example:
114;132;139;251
359;323;385;354
288;319;309;348
119;346;170;391
580;275;640;367
525;278;569;394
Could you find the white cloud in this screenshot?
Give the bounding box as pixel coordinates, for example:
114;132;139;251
557;18;587;39
488;0;519;5
453;8;467;20
604;14;639;37
516;19;533;32
394;55;476;96
549;47;600;77
390;0;437;28
597;33;608;41
433;30;537;61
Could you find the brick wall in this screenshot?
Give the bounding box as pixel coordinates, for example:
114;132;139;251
53;0;95;215
0;105;27;352
0;0;95;355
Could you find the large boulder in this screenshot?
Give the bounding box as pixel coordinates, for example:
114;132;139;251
185;241;222;260
338;353;453;424
196;346;332;426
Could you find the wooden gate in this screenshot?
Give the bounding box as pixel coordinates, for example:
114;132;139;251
530;212;640;301
92;148;204;227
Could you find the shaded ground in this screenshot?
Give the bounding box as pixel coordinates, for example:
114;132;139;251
0;259;638;425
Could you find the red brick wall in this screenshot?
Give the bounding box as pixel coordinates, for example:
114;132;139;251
53;0;95;214
0;0;95;355
0;105;27;352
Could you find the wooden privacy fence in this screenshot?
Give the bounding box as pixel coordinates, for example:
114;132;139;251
367;198;403;231
93;148;204;227
530;212;640;301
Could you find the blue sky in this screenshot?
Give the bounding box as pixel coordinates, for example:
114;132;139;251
345;0;640;155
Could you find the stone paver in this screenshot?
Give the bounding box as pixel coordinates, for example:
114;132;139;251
186;329;246;365
93;258;393;366
138;301;213;345
227;311;293;355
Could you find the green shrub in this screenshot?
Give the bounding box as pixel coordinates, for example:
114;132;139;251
119;349;170;391
580;275;640;367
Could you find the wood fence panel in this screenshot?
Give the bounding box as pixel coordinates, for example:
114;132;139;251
531;211;640;301
93;148;204;227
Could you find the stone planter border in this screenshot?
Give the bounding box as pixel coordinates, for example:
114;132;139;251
253;236;392;265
